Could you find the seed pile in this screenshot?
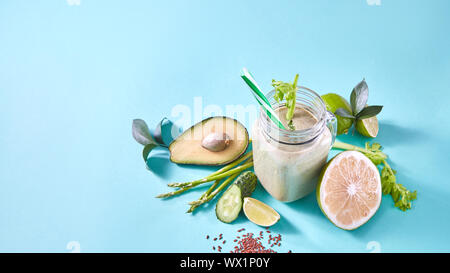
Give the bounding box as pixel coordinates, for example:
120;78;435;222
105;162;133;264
206;227;292;253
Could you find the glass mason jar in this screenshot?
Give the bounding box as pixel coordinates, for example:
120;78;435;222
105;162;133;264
251;86;337;202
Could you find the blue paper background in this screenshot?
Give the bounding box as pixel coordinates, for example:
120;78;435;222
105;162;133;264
1;0;449;252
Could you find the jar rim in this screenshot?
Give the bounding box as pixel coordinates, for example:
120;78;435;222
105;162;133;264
259;86;327;144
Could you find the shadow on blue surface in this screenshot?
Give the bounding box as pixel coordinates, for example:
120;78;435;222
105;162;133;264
146;149;171;179
336;120;427;148
377;121;426;147
270;212;300;235
289;191;323;218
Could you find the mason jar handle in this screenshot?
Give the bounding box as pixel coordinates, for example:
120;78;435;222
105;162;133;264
325;111;337;146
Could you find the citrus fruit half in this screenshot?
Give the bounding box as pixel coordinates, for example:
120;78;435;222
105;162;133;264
356;116;379;138
243;197;280;227
316;151;381;230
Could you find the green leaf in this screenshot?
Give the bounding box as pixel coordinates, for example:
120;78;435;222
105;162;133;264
142;143;158;164
380;162;416;211
335;108;355;119
133;118;175;167
356;105;383;119
272;74;299;129
287;120;295;130
152;117;181;147
153;117;167;146
132;119;158;146
350;79;369;115
365;142;382;151
363;142;387;165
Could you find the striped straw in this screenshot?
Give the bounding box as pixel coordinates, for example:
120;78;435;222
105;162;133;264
240;68;286;130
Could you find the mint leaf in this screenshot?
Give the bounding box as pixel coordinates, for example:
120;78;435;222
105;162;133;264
153;117;168;146
356;105;383;119
132;119;158;146
335;108;355;119
350;79;369;115
133;118;173;165
143;143;158;164
153;117;181;147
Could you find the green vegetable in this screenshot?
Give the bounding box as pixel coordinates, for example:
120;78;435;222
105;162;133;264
215;185;244;223
272;74;299;130
363;142;387;165
333;141;387;165
187;179;221;213
234;171;257;198
215;171;258;223
166;161;254;188
155;153;254;213
185;157;252;213
189;172;241;209
156;159;253;197
332;141;417;211
381;160;417;211
334;79;383;134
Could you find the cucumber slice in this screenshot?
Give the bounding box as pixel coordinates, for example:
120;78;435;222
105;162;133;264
216;184;243;223
215;171;258;223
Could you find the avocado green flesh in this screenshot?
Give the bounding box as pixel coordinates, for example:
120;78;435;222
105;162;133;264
169;116;249;166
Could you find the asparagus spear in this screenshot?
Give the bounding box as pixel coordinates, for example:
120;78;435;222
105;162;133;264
156;153;253;198
155;182;209;198
167;161;254;188
187;157;254;212
204;151;252;178
186;179;221;213
189;172;240;207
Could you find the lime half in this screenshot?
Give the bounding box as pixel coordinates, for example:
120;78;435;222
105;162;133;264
321;93;353;135
356;116;379;138
243;197;280;227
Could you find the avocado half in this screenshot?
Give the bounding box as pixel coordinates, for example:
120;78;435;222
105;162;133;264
169;116;249;166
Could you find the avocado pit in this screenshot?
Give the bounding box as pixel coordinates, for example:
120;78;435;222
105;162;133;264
201;132;231;152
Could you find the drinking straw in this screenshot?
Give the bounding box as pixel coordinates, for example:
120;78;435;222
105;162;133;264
240;68;286;130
